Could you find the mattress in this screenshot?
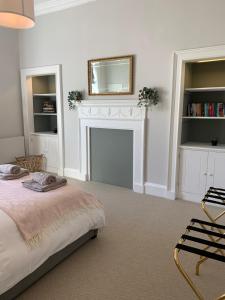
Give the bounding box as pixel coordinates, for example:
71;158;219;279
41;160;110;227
0;202;105;295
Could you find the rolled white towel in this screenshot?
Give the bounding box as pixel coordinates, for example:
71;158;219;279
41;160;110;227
0;164;21;174
32;172;56;186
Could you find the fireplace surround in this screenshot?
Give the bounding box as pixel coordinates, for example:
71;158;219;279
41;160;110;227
78;100;146;193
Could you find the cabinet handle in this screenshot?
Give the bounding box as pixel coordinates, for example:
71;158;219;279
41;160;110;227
203;173;207;176
209;174;213;177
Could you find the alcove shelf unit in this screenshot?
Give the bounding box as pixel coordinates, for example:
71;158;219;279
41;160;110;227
32;77;58;135
20;65;64;175
178;60;225;202
181;61;225;146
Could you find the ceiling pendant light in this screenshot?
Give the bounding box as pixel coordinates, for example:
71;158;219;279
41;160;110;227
0;0;35;29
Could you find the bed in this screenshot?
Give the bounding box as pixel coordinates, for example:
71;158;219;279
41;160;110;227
0;176;105;300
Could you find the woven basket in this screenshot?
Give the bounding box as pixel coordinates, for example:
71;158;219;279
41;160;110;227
15;155;44;172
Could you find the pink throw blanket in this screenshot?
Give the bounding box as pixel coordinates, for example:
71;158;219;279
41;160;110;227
0;176;103;245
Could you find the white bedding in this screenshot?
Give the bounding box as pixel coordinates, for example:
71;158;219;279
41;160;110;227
0;206;105;295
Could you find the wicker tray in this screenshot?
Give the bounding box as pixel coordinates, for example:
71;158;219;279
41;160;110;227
15;155;44;172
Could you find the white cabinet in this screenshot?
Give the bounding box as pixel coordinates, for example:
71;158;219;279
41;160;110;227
30;134;58;173
207;152;225;189
179;147;225;202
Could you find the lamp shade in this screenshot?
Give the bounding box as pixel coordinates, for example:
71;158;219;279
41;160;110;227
0;0;35;29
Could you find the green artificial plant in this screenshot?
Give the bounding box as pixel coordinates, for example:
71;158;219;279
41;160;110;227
138;87;159;108
68;90;83;110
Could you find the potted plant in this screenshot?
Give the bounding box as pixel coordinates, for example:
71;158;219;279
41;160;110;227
68;90;83;110
137;87;159;108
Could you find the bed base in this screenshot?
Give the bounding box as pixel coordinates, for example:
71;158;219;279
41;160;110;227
0;229;98;300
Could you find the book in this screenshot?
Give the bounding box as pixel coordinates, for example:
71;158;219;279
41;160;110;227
218;103;224;117
204;103;208;117
208;103;213;117
196;103;202;116
214;103;218;117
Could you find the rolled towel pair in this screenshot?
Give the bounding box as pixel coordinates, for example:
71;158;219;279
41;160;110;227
32;172;56;186
23;172;67;192
0;164;21;175
0;168;29;180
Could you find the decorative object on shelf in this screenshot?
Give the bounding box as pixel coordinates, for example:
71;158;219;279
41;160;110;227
211;139;218;146
68;90;83;110
137;87;159;108
42;101;55;113
0;0;35;29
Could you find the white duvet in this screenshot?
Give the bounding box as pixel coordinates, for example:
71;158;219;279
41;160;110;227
0;207;105;295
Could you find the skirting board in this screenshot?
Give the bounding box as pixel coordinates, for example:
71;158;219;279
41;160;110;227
178;191;202;203
64;168;86;181
145;182;175;200
64;168;145;193
0;136;25;164
133;183;144;194
64;168;176;200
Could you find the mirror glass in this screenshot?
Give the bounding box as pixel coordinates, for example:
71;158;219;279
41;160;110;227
88;56;133;95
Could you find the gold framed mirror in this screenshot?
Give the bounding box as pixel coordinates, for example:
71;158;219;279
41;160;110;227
88;55;134;96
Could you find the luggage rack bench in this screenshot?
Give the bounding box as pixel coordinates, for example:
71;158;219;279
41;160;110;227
174;187;225;300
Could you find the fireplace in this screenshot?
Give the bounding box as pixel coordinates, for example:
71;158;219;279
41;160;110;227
90;128;133;189
78;100;146;193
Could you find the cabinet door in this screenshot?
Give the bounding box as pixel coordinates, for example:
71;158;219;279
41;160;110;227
30;135;48;156
46;136;58;173
29;135;58;173
179;149;208;197
207;152;225;190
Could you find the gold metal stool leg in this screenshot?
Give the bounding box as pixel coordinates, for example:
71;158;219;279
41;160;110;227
174;247;204;300
195;248;221;276
196;200;225;274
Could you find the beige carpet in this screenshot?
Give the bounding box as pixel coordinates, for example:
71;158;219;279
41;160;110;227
17;180;225;300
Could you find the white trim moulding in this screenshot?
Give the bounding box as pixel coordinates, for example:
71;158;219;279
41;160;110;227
64;168;86;181
145;182;175;200
168;44;225;200
35;0;96;16
20;65;64;176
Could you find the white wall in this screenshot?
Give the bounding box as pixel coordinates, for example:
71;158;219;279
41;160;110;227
19;0;225;187
0;28;23;138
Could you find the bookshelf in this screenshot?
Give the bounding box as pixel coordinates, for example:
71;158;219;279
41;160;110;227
33;93;56;97
21;65;63;175
170;49;225;204
180;142;225;152
32;75;58;135
34;113;57;116
185;87;225;92
182;116;225;120
181;61;225;146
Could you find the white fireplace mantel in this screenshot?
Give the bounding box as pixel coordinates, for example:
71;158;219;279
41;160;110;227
78;100;146;193
78;100;145;121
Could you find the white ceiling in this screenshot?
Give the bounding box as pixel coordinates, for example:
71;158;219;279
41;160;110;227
34;0;95;16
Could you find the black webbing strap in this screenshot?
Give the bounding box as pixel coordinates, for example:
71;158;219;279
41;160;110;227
209;187;225;192
191;218;225;230
187;226;225;239
175;244;225;263
204;194;225;201
181;234;225;250
203;199;225;206
208;190;225;197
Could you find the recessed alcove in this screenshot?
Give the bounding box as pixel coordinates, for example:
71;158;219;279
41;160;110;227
90;128;133;189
